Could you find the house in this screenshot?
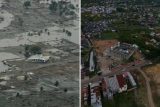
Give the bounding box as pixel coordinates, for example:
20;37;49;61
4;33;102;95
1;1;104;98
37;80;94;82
82;86;88;106
102;77;113;99
27;54;50;63
108;76;119;93
127;72;137;87
102;77;108;96
116;74;127;93
90;83;102;107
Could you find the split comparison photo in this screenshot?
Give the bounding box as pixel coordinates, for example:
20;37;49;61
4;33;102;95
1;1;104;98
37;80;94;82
0;0;160;107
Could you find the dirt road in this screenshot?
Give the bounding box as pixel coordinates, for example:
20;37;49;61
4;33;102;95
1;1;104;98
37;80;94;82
138;68;155;107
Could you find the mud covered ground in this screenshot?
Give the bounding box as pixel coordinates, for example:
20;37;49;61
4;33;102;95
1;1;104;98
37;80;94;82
0;0;79;106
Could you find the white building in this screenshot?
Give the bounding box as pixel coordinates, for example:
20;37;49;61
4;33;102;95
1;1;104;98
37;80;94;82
89;51;95;72
27;54;50;63
127;72;137;87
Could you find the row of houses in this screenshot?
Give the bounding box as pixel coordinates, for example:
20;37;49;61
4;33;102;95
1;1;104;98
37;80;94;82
82;83;102;107
82;72;137;107
104;72;137;95
90;83;102;107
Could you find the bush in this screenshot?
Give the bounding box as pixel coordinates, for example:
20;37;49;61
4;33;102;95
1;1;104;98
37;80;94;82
68;4;75;9
24;45;42;57
49;1;58;12
24;1;31;8
54;81;59;87
64;88;68;92
30;45;42;54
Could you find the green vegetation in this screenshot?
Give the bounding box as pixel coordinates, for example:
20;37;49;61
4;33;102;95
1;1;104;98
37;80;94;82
23;1;31;9
114;92;136;107
97;32;119;40
64;88;68;92
81;48;90;62
65;30;72;36
88;71;96;78
123;55;135;64
24;45;42;58
102;98;116;107
111;22;160;60
154;96;160;107
116;7;126;12
68;3;75;10
102;92;145;107
29;45;42;54
54;81;59;87
49;1;58;12
49;1;76;16
82;12;105;23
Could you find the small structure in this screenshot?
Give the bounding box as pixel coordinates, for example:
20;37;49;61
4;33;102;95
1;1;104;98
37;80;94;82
90;83;102;107
108;76;119;93
107;42;136;60
127;72;137;87
82;86;89;106
27;54;50;63
89;51;95;72
39;0;52;4
102;77;109;96
102;77;113;99
116;74;127;93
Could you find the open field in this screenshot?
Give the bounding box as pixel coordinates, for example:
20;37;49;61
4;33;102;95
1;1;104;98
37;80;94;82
143;64;160;107
92;39;118;55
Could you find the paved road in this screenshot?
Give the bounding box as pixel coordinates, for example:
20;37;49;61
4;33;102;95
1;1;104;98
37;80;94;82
138;68;155;107
82;61;150;87
82;60;155;107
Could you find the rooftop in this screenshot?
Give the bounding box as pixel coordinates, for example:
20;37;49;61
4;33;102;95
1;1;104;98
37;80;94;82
28;54;50;61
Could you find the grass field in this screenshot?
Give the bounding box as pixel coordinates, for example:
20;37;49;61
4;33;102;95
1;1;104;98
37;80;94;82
101;32;118;40
102;91;145;107
97;32;118;40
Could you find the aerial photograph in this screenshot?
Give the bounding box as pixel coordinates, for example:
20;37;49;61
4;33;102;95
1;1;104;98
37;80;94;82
0;0;79;107
81;0;160;107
